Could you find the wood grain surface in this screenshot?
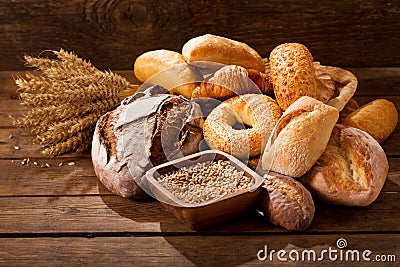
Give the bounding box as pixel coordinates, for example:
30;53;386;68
1;0;400;70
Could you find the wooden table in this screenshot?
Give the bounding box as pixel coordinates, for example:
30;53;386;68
0;68;399;266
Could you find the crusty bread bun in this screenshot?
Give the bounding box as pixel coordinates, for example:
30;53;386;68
91;86;204;198
269;43;319;111
182;34;265;72
262;96;339;177
258;172;315;231
302;124;389;206
203;94;281;158
342;99;398;143
133;49;203;99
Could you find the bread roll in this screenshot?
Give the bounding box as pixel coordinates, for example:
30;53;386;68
258;172;315;231
91;86;204;198
203;94;282;158
133;49;203;99
182;34;265;72
302;124;389;206
269;43;318;110
342;99;398;143
261;96;339;177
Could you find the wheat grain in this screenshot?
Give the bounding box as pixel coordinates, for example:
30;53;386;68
14;49;136;156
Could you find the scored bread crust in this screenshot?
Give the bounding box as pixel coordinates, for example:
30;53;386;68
203;94;282;158
261;96;339;177
258;172;315;231
302;124;389;206
182;34;265;72
269;43;318;111
342;99;398;143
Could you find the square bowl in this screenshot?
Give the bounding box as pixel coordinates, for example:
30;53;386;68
145;150;264;230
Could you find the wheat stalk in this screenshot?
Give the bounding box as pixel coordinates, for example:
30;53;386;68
14;49;137;157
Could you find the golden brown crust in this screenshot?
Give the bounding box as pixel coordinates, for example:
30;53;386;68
182;34;265;72
133;49;203;99
342;99;398;143
191;65;273;100
203;94;282;158
261;96;339;177
269;43;318;111
258;172;315;231
302;124;389;206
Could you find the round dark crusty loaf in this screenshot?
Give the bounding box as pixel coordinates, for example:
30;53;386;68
91;86;204;198
302;124;389;206
257;172;315;231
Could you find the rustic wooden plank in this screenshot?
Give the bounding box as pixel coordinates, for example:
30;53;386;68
0;128;90;158
1;157;399;197
0;1;400;70
0;158;102;196
0;235;398;266
0;191;399;234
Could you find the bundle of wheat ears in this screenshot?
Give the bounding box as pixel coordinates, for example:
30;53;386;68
14;49;138;156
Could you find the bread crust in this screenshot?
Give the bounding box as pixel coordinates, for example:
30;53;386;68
182;34;265;72
302;124;389;206
203;94;281;158
258;172;315;231
342;99;398;143
269;43;318;111
191;65;273;101
91;89;203;198
133;49;202;99
262;96;339;177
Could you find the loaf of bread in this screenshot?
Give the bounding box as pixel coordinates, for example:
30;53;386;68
133;49;203;99
269;43;319;111
182;34;265;72
258;172;315;231
91;86;204;198
261;96;339;177
342;99;398;143
302;124;389;206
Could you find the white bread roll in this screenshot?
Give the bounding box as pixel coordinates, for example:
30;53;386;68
262;96;339;177
133;50;203;99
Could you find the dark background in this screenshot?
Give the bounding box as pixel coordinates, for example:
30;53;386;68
1;0;399;71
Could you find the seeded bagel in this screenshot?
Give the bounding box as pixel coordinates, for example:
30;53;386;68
203;94;281;158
